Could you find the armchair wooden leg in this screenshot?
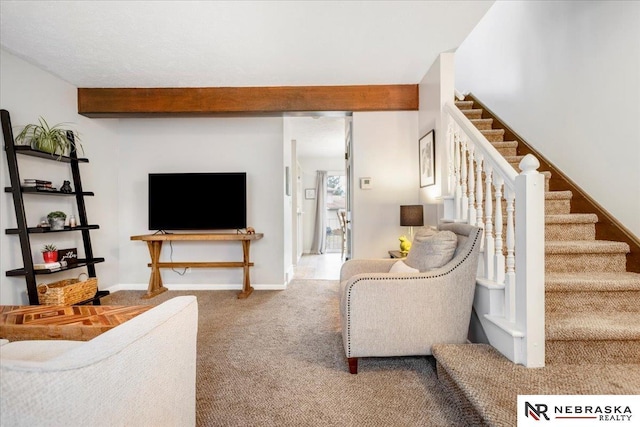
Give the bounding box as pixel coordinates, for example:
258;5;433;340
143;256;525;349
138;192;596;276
347;357;358;374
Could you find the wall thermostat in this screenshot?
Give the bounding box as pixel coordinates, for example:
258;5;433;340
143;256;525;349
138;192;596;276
360;177;372;189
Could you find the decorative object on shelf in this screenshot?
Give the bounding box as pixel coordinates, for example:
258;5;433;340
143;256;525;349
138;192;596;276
60;180;73;193
419;130;435;187
58;247;78;265
37;220;50;228
41;244;58;263
68;215;77;227
47;210;67;230
246;227;255;234
305;188;316;199
398;236;412;254
400;204;424;240
15;117;82;158
37;273;98;306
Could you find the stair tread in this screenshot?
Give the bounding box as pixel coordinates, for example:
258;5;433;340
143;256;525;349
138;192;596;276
546;272;640;291
455;100;474;109
490;140;517;148
504;155;526;162
545;213;598;224
481;129;504;135
546;240;630;254
547;311;640;341
432;343;640;427
545;190;573;200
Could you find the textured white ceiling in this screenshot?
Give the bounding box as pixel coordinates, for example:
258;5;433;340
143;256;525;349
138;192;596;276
0;0;493;88
0;0;493;158
288;116;347;159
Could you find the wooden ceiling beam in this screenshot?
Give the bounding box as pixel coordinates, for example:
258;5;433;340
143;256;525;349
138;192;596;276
77;85;418;117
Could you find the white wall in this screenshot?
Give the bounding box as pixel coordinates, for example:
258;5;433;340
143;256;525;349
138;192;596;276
1;47;425;301
351;111;419;259
0;48;120;304
456;0;640;237
116;117;285;288
1;48;287;304
418;52;455;226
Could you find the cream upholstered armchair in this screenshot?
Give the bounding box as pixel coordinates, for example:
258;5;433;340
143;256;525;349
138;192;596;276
339;223;482;374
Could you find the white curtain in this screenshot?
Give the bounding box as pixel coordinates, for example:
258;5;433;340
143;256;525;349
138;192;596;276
310;171;327;254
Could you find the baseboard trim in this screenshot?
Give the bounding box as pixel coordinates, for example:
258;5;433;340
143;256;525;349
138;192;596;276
104;283;288;293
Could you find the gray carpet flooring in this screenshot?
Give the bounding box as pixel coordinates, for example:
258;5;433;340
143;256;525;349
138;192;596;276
103;280;466;426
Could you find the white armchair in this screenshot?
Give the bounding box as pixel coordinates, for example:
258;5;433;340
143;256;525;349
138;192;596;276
339;223;482;374
0;296;198;426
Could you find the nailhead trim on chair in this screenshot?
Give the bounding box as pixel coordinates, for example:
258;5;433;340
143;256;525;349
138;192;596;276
345;228;482;357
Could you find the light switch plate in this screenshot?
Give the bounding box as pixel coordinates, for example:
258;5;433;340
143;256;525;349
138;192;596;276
360;177;372;189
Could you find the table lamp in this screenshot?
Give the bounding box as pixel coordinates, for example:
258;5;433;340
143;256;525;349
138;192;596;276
400;205;424;240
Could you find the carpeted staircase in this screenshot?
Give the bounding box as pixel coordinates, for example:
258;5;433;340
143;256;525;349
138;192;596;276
432;98;640;425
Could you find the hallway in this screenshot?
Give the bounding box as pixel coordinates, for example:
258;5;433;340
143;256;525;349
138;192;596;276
293;253;345;280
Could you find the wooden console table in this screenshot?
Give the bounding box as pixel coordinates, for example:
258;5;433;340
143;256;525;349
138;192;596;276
130;233;264;299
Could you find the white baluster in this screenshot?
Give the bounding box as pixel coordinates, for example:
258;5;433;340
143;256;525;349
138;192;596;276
505;187;516;322
447;116;455;195
475;153;484;229
475;153;485;278
494;174;505;285
467;145;476;226
460;138;468;222
454;130;462;220
484;164;494;281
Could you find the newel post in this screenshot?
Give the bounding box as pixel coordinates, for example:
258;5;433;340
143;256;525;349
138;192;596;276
515;154;546;367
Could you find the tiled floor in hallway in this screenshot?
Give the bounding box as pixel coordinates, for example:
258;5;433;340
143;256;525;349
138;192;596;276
293;253;345;280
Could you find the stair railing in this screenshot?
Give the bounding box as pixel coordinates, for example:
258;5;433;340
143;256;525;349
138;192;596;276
442;101;546;367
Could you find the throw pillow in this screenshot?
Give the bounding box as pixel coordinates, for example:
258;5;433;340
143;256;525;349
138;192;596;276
404;230;458;272
388;260;419;274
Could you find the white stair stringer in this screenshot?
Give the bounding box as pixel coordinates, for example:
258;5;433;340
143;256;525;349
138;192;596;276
473;278;527;365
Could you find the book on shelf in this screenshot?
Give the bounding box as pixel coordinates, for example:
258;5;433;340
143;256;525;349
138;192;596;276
23;183;53;187
33;261;62;270
23;180;55;190
23;179;52;185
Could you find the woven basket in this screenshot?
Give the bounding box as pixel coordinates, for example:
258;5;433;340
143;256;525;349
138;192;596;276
37;273;98;305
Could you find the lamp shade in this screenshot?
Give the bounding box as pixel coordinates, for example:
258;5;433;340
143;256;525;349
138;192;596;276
400;205;424;227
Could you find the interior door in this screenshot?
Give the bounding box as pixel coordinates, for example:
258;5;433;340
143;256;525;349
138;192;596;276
344;116;353;260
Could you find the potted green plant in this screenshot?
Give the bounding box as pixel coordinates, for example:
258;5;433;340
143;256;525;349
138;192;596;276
42;243;58;263
15;117;82;157
47;211;67;230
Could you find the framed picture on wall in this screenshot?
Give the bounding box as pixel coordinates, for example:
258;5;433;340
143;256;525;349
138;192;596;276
419;130;435;187
305;188;316;199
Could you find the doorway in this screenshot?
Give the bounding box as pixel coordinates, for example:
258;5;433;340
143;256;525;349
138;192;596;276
286;115;351;278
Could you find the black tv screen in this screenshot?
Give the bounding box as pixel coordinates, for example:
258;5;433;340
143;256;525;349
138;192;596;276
148;172;247;231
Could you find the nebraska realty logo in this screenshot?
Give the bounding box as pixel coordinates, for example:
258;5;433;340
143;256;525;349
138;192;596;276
517;395;639;426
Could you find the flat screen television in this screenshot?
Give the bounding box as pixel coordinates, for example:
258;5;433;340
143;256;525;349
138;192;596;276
148;172;247;231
